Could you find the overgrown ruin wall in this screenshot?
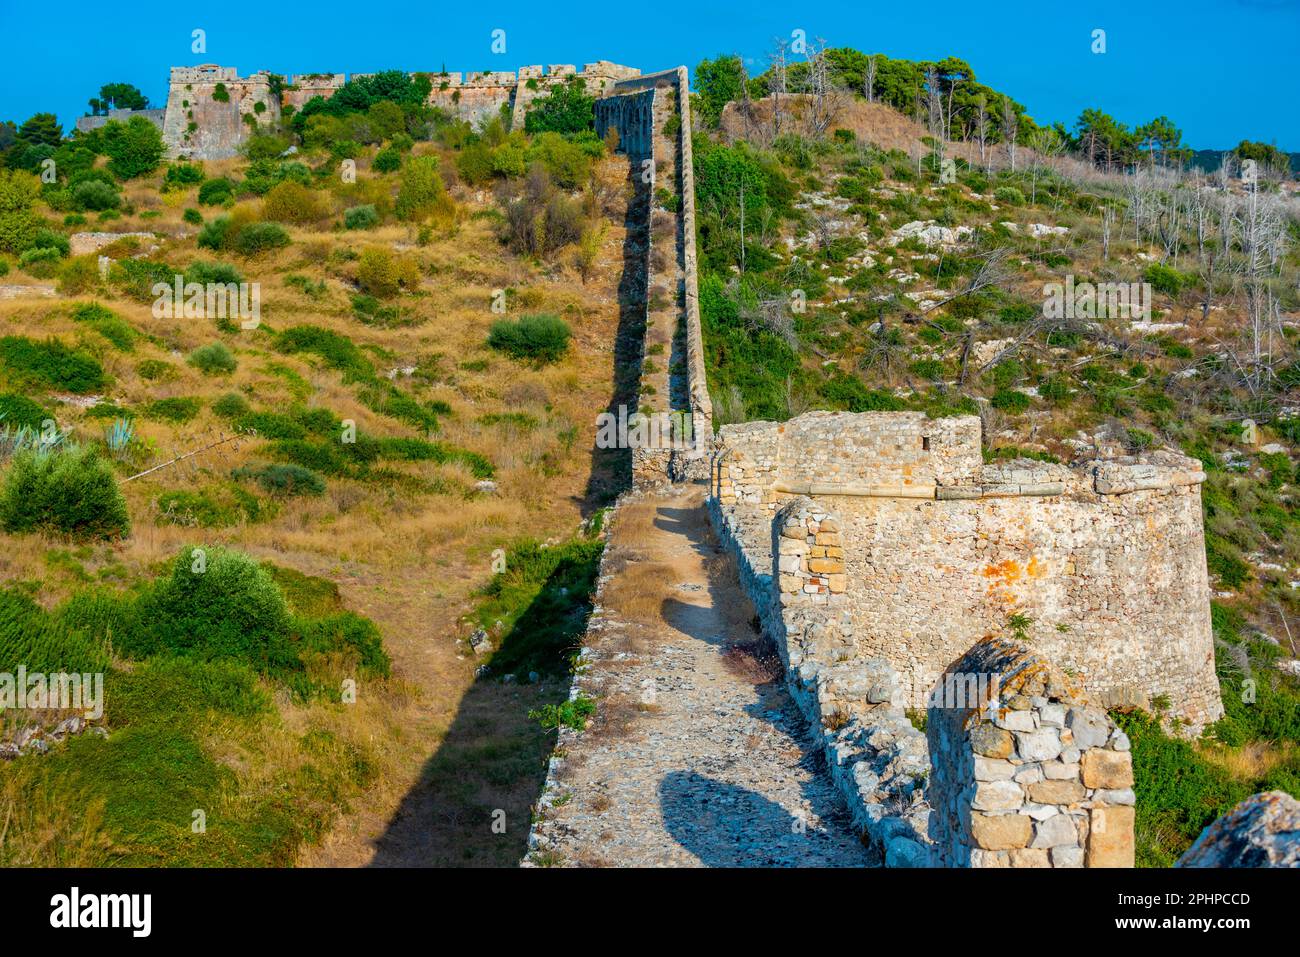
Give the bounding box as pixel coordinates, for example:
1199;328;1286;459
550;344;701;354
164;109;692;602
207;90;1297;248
162;61;642;159
163;65;281;160
713;410;1223;732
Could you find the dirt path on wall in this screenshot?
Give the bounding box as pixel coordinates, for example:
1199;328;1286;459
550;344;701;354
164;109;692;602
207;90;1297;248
531;487;873;867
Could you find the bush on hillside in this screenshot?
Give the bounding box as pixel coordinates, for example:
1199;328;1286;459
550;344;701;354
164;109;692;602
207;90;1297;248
188;342;237;375
0;445;130;540
0;336;107;393
261;180;325;225
233;462;326;497
487;313;571;363
356;247;420;298
127;546;299;674
343;204;380;230
232;221;290;256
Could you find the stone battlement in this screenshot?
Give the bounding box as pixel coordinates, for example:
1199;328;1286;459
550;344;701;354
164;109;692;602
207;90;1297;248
711;409;1223;732
160;60;642;158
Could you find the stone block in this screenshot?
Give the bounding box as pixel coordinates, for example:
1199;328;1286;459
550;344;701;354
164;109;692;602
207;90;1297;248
1008;847;1051;867
970;812;1032;850
972;780;1025;811
969;724;1014;759
1081;749;1133;789
974;757;1016;781
1030;813;1078;848
1087;806;1135;867
1027;779;1086;805
1015;728;1063;762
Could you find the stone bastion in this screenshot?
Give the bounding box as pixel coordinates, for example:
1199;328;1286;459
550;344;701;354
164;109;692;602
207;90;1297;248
710;409;1223;732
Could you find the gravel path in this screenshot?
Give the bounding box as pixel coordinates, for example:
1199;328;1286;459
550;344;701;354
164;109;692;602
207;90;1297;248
529;488;873;867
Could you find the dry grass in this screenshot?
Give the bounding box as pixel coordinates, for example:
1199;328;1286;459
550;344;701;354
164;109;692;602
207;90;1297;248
0;147;637;866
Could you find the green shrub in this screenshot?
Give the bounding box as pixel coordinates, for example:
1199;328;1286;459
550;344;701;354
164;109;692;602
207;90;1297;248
0;588;112;676
164;163;205;190
343;204;380;230
262;180;324;224
0;445;130;539
136;358;174;381
211;391;251;418
156;486;264;528
110;258;173;302
991;389;1031;413
232;221;290;256
18;247;61;278
182;207;203;225
145;396;203;423
184;260;244;286
372;147;401;173
198;178;236;206
127;547;300;674
0;170;42;254
395;155;453;223
0;392;51;429
71;179;121;212
486;313;571;362
0;336;106;393
993;185;1025;205
197;216;232;250
356;246;420;297
233;462;326;497
1144;262;1193;297
188;342;237;375
298;611;390;676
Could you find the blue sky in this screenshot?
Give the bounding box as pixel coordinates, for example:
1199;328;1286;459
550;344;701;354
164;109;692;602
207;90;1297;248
2;0;1296;149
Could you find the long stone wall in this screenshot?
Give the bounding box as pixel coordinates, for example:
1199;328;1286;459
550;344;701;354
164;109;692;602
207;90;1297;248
594;67;712;487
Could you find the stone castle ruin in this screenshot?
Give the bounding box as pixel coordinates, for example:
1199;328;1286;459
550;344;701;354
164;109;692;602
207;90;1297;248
101;57;1252;867
91;61;644;160
711;411;1223;731
508;62;1237;868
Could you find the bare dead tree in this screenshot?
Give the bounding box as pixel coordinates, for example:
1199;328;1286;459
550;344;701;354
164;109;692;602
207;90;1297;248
974;93;990;172
863;54;878;103
999;97;1018;172
768;38;790;140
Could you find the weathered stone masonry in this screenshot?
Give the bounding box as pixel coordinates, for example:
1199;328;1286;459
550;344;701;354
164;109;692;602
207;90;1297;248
158;61;641;160
594;68;712;487
713;410;1222;732
707;408;1220;866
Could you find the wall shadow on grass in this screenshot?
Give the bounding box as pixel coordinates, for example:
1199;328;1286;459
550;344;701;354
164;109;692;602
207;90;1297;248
368;546;602;867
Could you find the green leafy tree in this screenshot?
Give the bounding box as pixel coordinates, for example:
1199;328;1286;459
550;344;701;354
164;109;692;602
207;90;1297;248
16;113;62;148
524;77;595;135
100;116;165;179
0;169;42;253
394;154;452;222
89;82;149;114
695;54;746;126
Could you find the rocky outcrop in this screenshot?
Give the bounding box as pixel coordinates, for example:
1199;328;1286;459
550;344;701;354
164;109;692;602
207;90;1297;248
1176;791;1300;867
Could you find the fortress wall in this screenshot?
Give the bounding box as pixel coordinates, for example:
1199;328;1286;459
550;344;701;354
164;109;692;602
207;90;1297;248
832;478;1220;729
282;74;345;111
165;61;642;158
595;67;712;487
711;410;1223;733
75;108;165;134
163;66;280;160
